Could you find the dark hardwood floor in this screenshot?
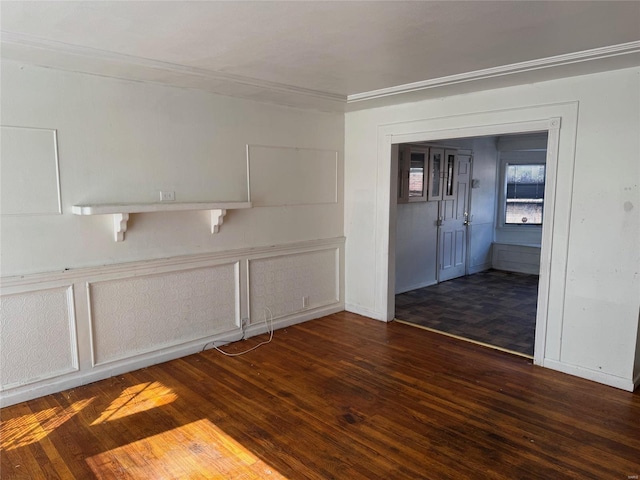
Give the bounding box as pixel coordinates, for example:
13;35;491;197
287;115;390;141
2;312;639;479
395;270;538;356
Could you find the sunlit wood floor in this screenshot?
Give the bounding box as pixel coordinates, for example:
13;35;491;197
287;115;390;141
2;312;639;479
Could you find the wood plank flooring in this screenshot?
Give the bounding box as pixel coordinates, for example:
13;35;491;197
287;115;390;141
2;312;639;479
395;270;538;356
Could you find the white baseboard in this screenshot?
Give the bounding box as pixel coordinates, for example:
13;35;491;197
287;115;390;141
345;303;386;322
395;279;437;295
543;359;636;392
468;263;492;275
0;302;344;407
0;237;345;407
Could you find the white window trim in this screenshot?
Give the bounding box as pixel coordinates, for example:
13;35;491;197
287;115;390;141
496;150;547;231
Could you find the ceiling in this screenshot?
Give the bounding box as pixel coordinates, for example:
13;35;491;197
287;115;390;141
2;1;639;111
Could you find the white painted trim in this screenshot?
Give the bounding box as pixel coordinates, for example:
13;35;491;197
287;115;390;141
395;280;437;295
543;359;636;392
348;41;640;103
0;302;343;407
345;303;387;322
86;260;242;368
467;264;491;275
0;126;62;216
0;237;345;407
0;285;79;391
0;31;345;104
374;103;580;381
246;144;340;207
0;237;346;288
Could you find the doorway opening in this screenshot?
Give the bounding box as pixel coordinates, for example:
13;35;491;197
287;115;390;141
393;132;548;358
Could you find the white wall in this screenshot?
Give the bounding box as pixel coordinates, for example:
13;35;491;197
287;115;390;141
395;201;438;293
0;61;345;405
345;67;640;391
467;137;498;273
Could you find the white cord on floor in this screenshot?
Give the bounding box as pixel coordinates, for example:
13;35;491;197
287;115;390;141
203;307;274;357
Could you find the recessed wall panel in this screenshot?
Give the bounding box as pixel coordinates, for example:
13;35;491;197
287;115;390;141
248;145;338;206
89;263;238;365
0;287;76;389
0;126;61;215
249;249;338;323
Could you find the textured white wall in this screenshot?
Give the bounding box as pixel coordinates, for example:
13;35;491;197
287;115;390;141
0;60;345;405
345;67;640;390
0;287;77;389
0;60;344;276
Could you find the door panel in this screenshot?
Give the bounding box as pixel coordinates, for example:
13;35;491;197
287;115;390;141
438;154;471;282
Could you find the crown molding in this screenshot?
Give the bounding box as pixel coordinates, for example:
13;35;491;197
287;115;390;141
0;30;346;105
347;41;640;103
3;30;639;111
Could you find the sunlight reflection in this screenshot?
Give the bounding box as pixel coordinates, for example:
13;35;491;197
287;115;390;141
1;398;94;450
86;418;288;479
91;381;177;425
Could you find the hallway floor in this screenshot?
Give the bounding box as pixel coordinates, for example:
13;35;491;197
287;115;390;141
395;269;538;356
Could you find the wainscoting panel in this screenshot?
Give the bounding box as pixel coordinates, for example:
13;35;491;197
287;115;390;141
0;238;344;406
248;145;338;207
0;125;61;215
89;263;239;366
0;286;77;389
249;248;339;323
492;242;541;274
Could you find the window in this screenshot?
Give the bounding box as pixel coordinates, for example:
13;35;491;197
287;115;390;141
504;163;545;225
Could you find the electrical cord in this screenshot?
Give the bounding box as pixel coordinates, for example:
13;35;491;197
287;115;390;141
202;307;274;357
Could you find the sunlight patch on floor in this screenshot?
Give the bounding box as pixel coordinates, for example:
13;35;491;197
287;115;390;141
1;398;94;450
85;418;288;479
91;381;177;425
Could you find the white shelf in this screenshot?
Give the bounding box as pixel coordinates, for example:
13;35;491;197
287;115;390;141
72;201;252;241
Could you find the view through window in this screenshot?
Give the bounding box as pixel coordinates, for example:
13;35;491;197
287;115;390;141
505;164;545;225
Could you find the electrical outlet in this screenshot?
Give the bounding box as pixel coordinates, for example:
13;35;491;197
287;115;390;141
159;191;175;202
302;296;309;308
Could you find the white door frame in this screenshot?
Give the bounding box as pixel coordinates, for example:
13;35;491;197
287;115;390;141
382;116;564;366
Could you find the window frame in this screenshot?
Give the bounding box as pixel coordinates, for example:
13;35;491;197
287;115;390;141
496;151;547;230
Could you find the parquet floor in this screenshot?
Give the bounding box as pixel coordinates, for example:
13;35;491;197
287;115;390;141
395;269;538;356
2;312;639;479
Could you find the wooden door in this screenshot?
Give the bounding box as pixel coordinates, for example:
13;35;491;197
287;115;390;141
438;154;471;282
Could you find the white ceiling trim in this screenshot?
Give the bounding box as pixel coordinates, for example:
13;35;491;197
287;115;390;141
2;30;639;111
347;41;640;103
0;30;346;103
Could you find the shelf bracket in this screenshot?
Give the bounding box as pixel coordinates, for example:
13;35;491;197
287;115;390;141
210;209;227;234
113;213;129;242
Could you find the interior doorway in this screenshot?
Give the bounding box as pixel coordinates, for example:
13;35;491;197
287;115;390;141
393;132;549;358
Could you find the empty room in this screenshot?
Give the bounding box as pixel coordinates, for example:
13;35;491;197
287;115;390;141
1;2;639;478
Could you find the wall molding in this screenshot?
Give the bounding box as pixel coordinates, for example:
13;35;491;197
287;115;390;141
0;237;345;288
0;237;345;407
0;285;79;391
86;261;240;367
0;31;345;111
4;31;638;112
348;41;640;103
543;359;636;392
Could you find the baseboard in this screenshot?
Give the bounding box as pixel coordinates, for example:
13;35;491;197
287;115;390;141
395;279;437;295
0;302;344;407
468;264;491;275
543;359;636;392
345;303;386;322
